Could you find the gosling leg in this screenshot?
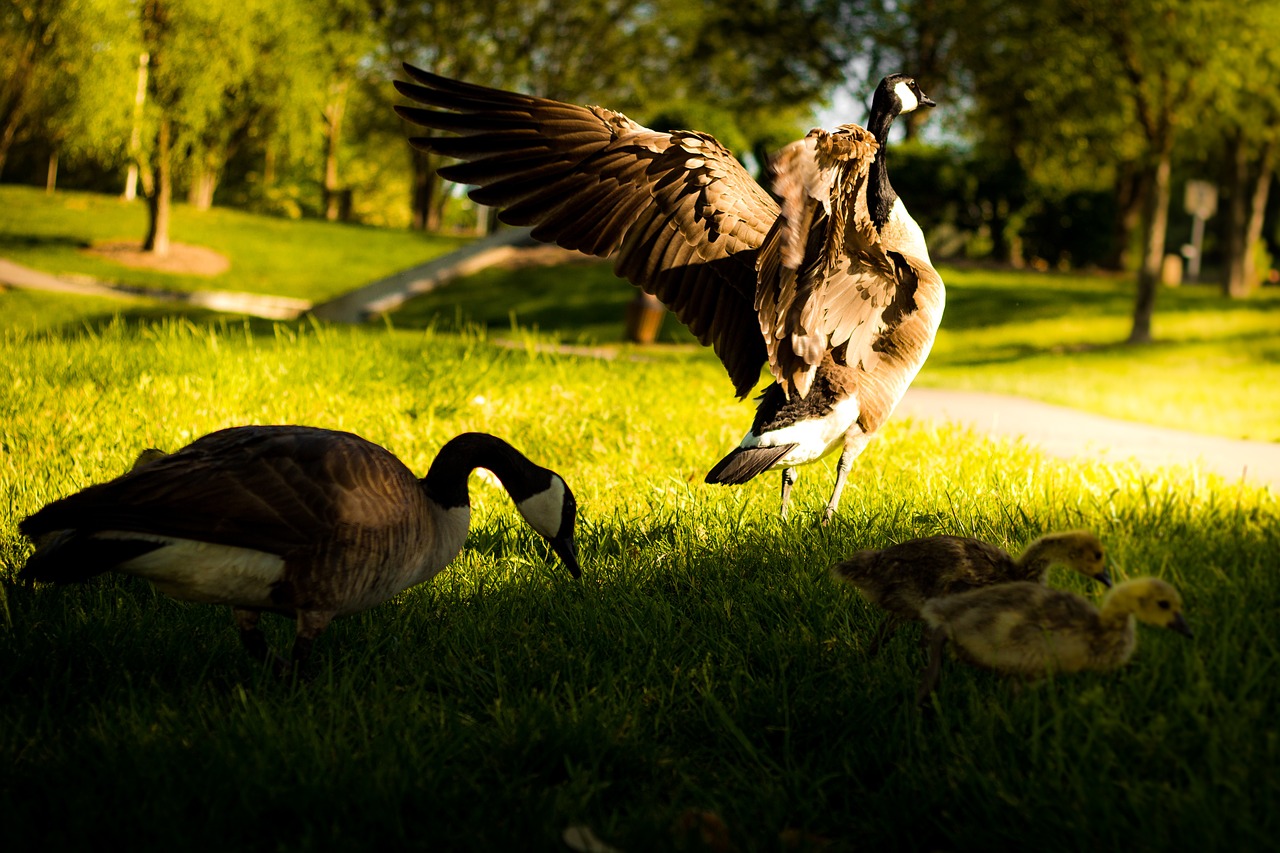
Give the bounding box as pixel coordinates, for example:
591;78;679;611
779;467;798;521
866;614;903;659
916;626;949;707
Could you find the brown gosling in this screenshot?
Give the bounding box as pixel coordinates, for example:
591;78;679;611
831;530;1112;656
19;426;581;674
916;577;1192;704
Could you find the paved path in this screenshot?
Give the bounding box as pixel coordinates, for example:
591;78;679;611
0;257;309;320
897;387;1279;492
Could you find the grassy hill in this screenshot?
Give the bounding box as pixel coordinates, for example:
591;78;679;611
0;185;467;301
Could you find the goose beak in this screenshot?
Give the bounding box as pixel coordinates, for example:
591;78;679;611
1095;569;1114;588
1168;613;1193;638
919;93;937;109
549;536;581;578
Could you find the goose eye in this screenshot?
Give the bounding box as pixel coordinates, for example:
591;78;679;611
1157;600;1171;610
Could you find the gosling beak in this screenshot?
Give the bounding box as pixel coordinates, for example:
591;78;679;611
1168;613;1193;638
1095;569;1114;588
919;92;937;109
549;536;581;579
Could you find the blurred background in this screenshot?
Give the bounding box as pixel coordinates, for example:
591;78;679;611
2;1;1277;325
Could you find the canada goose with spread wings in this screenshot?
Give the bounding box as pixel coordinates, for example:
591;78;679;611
395;69;943;520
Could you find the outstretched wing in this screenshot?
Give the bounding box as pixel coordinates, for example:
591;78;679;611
394;64;780;398
756;124;929;400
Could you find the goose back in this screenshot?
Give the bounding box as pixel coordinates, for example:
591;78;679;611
19;426;468;616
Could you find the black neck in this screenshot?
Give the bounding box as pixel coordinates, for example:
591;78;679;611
421;432;550;510
867;101;900;231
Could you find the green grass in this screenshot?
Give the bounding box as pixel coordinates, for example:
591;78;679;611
393;260;1280;442
0;185;468;301
2;302;1278;850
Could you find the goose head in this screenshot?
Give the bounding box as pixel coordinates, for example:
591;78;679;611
871;74;936;125
1024;529;1112;587
513;471;581;578
1104;578;1192;637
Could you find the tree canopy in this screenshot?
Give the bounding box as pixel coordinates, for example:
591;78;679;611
1;0;1276;336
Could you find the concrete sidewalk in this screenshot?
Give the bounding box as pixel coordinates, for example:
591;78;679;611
896;387;1279;492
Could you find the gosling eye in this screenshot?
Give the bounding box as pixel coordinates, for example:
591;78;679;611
1157;600;1171;610
1093;550;1103;561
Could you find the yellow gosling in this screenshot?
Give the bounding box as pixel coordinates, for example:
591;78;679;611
916;577;1192;704
831;530;1111;655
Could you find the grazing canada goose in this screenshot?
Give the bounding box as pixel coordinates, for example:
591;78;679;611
19;426;580;672
832;530;1112;656
916;577;1192;704
394;68;942;520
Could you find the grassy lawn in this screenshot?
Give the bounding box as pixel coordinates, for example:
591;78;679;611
393;260;1280;442
1;296;1278;850
0;185;467;301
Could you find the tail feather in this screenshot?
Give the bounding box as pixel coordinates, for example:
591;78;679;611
19;531;164;584
705;444;797;486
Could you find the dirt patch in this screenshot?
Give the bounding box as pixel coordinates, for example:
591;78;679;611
84;241;230;277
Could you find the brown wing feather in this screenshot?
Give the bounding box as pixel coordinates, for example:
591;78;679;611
395;64;778;397
19;426;421;559
756;125;892;398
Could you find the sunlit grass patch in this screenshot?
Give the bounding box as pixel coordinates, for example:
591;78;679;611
1;313;1277;850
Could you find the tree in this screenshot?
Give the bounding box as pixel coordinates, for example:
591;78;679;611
139;0;321;252
952;0;1263;342
1215;5;1280;298
382;0;856;231
0;0;135;181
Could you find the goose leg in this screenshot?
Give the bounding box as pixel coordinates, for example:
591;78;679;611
289;610;336;675
822;448;857;524
233;607;288;673
867;614;903;658
779;467;798;520
916;626;949;707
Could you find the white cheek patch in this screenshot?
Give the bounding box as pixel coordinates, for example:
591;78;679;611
517;477;566;539
895;81;919;113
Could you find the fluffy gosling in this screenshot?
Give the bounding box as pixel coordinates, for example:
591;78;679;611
917;576;1192;703
831;530;1111;655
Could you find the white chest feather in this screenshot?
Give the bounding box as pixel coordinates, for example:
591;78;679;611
420;505;473;579
884;199;931;262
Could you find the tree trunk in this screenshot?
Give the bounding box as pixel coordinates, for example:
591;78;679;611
144;117;173;256
475;204;499;236
188;155;218;210
1129;146;1172;344
0;101;24;183
46;149;58;193
0;38;38;182
1242;139;1276;295
1221;131;1249;297
322;78;349;222
124;52;150;201
410;151;436;231
263;138;277;188
1107;161;1146;271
